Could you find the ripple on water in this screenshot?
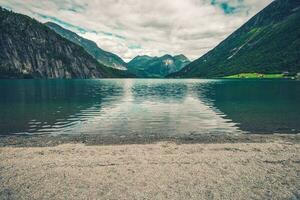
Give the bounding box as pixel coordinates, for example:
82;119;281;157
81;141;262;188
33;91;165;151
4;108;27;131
0;79;299;135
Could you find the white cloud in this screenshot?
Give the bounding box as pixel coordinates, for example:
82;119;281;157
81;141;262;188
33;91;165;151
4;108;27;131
0;0;273;61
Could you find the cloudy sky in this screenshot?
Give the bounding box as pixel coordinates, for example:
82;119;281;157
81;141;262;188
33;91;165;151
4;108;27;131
0;0;272;61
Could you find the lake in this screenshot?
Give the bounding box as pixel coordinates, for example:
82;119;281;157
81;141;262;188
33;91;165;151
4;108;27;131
0;79;299;136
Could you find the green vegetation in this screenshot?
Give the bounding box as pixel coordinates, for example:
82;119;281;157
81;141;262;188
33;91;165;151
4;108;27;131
128;55;190;78
224;73;285;79
168;0;300;78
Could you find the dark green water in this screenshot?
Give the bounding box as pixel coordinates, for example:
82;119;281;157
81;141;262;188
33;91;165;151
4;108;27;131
0;79;299;136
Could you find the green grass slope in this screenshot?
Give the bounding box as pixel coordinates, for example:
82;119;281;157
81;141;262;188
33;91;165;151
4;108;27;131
168;0;300;78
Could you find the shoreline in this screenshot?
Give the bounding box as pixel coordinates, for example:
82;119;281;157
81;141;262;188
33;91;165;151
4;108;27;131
1;133;300;199
1;138;299;199
0;133;299;147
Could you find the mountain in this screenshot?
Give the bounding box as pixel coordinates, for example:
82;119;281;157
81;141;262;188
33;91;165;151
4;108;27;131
45;22;127;71
168;0;300;78
128;54;190;78
0;7;133;79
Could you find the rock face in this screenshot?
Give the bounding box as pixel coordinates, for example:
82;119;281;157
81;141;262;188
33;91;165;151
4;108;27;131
128;54;190;78
169;0;300;78
0;8;128;79
45;22;128;71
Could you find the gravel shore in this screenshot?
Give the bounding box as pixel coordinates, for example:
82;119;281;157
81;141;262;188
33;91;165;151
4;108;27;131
0;134;299;199
1;133;299;147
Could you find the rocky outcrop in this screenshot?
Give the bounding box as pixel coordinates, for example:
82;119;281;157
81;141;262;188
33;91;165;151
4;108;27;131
0;7;126;79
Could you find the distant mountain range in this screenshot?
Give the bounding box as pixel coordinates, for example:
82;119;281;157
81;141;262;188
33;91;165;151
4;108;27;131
1;0;299;79
128;54;190;78
45;22;128;71
168;0;300;78
0;7;133;78
45;22;191;77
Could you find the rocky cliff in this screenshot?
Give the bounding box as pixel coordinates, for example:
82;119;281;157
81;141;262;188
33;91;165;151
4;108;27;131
45;22;128;71
0;7;129;79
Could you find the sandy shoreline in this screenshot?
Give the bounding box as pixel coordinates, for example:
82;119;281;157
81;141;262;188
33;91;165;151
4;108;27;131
1;133;300;147
0;134;300;199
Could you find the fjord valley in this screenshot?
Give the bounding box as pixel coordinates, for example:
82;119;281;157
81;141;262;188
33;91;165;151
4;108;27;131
45;22;191;78
0;0;300;199
0;0;299;149
169;0;300;78
0;7;133;79
1;0;300;79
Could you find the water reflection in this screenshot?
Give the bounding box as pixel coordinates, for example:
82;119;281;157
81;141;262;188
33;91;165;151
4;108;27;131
132;80;188;103
198;80;300;133
0;79;299;136
0;80;124;135
70;79;241;136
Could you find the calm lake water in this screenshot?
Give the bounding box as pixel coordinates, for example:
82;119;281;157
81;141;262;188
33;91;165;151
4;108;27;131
0;79;299;136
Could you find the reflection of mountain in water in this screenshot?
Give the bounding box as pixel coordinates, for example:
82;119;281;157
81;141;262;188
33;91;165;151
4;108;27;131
132;81;188;103
74;79;241;136
198;80;300;133
0;80;124;135
2;79;298;136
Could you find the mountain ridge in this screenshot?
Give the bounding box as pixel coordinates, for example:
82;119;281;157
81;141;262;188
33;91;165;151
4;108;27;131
0;7;133;79
45;22;128;71
168;0;300;78
128;54;190;78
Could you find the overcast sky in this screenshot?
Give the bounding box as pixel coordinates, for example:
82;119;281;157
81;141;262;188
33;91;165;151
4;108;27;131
0;0;272;61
